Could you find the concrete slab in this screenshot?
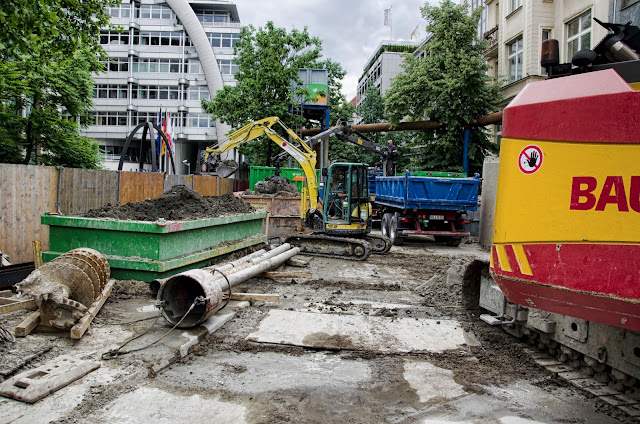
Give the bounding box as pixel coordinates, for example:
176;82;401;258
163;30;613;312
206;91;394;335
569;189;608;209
0;355;100;403
403;360;466;403
158;351;372;394
87;386;247;424
246;310;478;353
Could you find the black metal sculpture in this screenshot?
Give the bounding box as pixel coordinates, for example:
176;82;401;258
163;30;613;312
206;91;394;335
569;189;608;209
118;121;177;173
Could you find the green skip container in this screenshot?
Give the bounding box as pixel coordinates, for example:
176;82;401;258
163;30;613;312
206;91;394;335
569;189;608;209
41;212;267;282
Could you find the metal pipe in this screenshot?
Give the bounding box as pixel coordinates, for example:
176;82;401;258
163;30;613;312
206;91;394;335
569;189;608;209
157;246;300;328
298;111;504;137
150;248;267;294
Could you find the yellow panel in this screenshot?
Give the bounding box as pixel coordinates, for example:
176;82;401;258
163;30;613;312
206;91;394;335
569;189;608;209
495;244;512;272
493;138;640;244
629;82;640;91
511;243;533;275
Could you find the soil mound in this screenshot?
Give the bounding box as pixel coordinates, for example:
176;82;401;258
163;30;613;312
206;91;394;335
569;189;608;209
82;185;254;221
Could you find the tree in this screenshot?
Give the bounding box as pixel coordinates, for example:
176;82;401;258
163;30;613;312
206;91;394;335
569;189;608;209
202;22;350;166
0;0;116;60
0;47;104;168
0;0;116;168
384;0;502;173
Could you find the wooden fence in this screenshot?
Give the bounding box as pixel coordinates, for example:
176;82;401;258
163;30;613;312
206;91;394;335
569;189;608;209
0;164;234;264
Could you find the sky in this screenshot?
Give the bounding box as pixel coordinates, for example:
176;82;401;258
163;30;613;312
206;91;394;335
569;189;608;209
234;0;432;102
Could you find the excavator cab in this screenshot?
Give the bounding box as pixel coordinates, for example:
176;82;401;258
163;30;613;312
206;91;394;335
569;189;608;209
322;163;371;233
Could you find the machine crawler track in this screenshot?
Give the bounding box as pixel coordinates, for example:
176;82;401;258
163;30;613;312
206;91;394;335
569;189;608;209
284;234;370;261
518;325;640;418
364;234;393;255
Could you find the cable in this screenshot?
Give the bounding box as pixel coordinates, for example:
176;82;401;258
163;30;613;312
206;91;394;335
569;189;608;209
0;325;16;343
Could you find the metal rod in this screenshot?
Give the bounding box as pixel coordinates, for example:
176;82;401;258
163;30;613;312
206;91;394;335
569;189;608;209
298;111;504;137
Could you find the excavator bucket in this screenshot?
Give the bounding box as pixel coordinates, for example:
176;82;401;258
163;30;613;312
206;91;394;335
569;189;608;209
211;160;238;178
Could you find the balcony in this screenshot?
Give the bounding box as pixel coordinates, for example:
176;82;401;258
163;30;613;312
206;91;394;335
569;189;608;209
483;25;499;58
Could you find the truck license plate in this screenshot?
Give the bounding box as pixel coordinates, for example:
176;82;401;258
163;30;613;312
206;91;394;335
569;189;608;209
429;215;445;220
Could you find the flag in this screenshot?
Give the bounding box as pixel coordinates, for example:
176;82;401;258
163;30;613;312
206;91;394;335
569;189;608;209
165;112;174;156
161;113;167;156
384;7;391;27
156;108;162;157
410;24;420;40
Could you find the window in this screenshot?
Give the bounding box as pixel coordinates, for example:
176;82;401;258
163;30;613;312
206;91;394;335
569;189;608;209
93;84;128;99
133;85;181;100
567;11;591;61
195;10;231;24
134;31;182;46
622;0;640;8
541;29;551;76
99;30;129;45
107;4;131;18
134;112;159;125
189;86;210;101
508;37;523;82
101;57;129;72
189;60;202;74
510;0;521;13
187;113;214;127
206;32;241;48
132;58;182;73
217;59;239;75
88;111;128;126
472;0;487;39
137;5;174;20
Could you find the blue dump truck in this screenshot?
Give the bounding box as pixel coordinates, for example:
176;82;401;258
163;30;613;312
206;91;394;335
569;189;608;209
374;170;480;246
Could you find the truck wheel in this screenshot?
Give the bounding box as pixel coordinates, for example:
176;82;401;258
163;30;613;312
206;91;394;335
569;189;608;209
381;213;392;238
390;214;405;246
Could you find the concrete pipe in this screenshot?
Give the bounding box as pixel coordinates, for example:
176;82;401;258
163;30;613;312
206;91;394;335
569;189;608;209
157;246;300;328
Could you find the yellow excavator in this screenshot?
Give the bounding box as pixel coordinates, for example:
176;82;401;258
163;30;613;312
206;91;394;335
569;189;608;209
203;116;391;260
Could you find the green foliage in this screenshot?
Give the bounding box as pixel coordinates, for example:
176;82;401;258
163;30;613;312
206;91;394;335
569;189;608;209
0;0;115;168
384;0;502;173
202;22;351;166
0;0;116;60
0;47;103;168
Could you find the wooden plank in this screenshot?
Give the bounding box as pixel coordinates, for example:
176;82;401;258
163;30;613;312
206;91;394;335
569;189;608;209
70;279;115;340
59;168;119;215
229;293;280;302
0;164;58;264
15;310;41;337
119;171;164;205
0;290;13;297
193;175;218;196
259;271;312;279
0;299;37;315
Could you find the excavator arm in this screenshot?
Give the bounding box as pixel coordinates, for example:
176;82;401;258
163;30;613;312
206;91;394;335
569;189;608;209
204;117;319;210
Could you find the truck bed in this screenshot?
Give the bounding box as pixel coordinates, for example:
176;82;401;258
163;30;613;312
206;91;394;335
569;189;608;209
374;171;480;211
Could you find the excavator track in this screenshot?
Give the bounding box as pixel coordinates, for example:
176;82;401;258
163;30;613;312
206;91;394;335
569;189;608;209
465;261;640;418
364;234;392;255
284;234;370;261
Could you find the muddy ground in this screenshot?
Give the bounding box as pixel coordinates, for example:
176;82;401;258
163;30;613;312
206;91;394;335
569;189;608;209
82;185;254;221
0;236;636;423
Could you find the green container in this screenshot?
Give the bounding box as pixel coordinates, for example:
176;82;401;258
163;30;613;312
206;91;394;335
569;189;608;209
249;166;321;193
41;212;267;282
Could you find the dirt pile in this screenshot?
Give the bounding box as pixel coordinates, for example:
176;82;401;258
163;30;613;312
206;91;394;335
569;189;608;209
82;185;254;221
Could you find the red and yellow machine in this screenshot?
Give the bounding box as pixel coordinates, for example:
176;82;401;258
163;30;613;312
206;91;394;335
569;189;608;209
480;19;640;384
490;68;640;332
